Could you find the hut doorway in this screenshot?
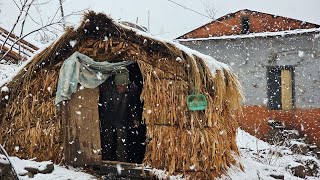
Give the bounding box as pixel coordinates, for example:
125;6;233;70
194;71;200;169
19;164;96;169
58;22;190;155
99;63;146;164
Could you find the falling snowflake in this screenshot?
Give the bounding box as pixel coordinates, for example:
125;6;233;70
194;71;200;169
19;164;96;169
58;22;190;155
298;51;304;57
14;146;19;152
69;40;77;48
116;164;123;175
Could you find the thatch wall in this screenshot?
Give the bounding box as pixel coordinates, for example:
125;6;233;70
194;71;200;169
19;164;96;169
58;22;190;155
0;11;242;178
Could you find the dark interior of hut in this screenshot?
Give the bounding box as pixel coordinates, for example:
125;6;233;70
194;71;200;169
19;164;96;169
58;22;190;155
98;62;146;164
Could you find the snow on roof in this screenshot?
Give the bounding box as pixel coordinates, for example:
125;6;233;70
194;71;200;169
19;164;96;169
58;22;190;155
0;17;232;89
176;28;320;42
118;21;231;73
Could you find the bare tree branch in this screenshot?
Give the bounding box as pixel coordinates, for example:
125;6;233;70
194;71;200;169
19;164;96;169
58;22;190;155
31;0;52;6
168;0;214;20
201;0;216;19
1;1;88;62
12;0;22;10
50;4;62;24
59;0;66;28
18;0;33;58
0;0;30;50
0;20;64;61
18;0;23;6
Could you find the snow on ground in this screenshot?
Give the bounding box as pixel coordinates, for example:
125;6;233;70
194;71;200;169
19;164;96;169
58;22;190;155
9;157;96;180
0;63;20;82
220;129;320;180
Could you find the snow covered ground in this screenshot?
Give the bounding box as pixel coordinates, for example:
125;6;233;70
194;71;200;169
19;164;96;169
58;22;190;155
221;129;320;180
0;64;319;179
0;63;20;82
9;157;96;180
4;129;318;180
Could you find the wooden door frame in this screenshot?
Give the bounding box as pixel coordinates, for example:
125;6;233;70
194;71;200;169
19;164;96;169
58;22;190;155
266;65;295;110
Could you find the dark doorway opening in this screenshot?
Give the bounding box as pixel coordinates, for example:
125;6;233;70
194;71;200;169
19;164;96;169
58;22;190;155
267;67;282;110
99;62;146;164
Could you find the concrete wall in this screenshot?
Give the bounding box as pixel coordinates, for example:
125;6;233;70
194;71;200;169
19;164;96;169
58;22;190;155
180;32;320;108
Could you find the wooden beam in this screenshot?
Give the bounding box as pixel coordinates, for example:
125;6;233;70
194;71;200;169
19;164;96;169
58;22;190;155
0;39;31;57
0;45;27;62
102;160;143;167
0;32;37;54
0;26;39;51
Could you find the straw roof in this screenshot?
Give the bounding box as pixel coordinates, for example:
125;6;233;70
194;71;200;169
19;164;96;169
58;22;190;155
0;11;243;178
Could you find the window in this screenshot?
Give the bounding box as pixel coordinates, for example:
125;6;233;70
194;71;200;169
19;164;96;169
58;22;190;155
267;66;294;110
241;17;250;34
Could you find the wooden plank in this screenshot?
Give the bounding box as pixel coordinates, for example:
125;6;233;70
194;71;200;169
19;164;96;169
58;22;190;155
0;26;39;51
97;162;153;179
0;52;21;63
102;160;143;167
0;33;36;55
0;45;28;62
0;38;32;57
63;87;102;166
281;69;293;111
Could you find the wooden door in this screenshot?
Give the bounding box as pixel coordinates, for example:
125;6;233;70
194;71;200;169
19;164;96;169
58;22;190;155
62;87;102;166
281;69;293;111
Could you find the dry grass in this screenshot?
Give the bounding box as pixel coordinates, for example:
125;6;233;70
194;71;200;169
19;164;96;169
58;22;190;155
0;11;243;178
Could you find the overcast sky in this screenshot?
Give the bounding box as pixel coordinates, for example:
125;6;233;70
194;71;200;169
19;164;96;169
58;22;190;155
1;0;319;46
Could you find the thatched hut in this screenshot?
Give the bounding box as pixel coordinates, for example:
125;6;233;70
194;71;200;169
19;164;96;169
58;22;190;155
0;11;242;179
